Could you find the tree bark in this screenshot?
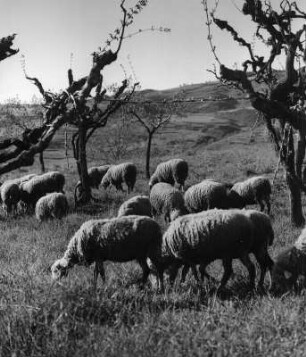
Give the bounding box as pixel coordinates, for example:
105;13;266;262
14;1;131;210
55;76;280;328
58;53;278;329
296;130;306;180
146;131;153;179
286;172;305;227
75;124;91;205
285;126;305;227
39;152;45;173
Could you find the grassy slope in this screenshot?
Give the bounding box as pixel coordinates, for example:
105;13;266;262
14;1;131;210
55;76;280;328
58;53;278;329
0;82;306;356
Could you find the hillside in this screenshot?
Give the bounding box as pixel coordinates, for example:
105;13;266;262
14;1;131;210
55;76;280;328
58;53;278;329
1;80;306;356
43;81;258;173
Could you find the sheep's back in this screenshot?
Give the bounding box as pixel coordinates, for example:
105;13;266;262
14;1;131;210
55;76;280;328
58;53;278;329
184;180;227;212
232;177;271;204
163;210;253;263
150;183;184;214
117;196;152;217
151;162;175;186
21;171;65;202
76;216;161;263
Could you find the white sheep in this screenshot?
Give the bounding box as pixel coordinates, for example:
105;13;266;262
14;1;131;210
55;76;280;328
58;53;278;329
117;195;152;218
0;173;37;214
51;215;162;288
229;176;272;214
149;182;188;223
101;162;137;193
149;158;188;191
19;171;65;211
35;192;69;221
270;227;306;294
184;179;244;213
180;209;274;288
148;209;256;292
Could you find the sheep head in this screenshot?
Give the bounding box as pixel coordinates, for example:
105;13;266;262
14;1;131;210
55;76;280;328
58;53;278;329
51;258;70;280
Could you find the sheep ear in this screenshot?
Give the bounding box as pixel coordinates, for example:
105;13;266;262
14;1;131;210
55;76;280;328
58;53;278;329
283;270;292;279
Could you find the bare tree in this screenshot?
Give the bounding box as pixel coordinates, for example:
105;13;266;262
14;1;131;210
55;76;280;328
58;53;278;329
0;1;148;207
204;0;306;226
129;96;184;178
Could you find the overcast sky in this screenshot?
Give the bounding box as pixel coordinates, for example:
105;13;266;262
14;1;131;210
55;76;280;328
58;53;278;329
0;0;305;102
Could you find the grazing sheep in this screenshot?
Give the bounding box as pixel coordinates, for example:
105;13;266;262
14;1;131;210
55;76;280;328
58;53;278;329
148;209;256;292
35;192;69;221
51;215;162;288
0;174;37;214
101;162;137;193
270;227;306;294
149;158;188;190
184;179;244;213
150;182;188;223
0;181;20;214
117;195;152;218
229;176;272;214
179;209;275;288
74;165;111;206
19;171;65;211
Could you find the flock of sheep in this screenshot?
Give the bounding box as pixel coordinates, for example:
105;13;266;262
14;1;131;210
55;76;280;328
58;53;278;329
1;158;305;294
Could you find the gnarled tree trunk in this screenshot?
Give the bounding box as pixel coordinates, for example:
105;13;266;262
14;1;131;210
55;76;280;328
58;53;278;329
74;124;91;206
284;126;305;226
145;131;153;179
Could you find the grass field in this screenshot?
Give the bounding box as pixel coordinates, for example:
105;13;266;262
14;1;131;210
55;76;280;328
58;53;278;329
0;83;306;356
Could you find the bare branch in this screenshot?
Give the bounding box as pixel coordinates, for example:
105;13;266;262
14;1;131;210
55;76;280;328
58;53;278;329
0;34;19;62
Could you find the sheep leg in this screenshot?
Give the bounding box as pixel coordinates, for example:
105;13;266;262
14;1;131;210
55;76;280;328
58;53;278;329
156;268;165;293
266;198;271;215
239;254;256;289
168;261;182;285
191;265;201;285
199;264;217;283
219;259;233;289
256;198;265;212
180;264;191;283
94;261;105;289
137;259;150;285
254;248;274;288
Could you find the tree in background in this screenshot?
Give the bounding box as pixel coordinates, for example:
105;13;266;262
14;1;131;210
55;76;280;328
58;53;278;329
0;0;149;207
129;95;184;178
204;0;306;226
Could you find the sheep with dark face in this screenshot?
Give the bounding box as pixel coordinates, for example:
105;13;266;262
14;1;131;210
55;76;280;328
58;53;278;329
117;195;152;218
147;209;256;292
184;179;244;213
51;215;162;288
149;158;188;191
101;162;137;193
270;227;306;295
0;174;37;214
0;182;20;214
35;192;69;221
19;171;65;211
149;182;188;223
229;176;272;214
